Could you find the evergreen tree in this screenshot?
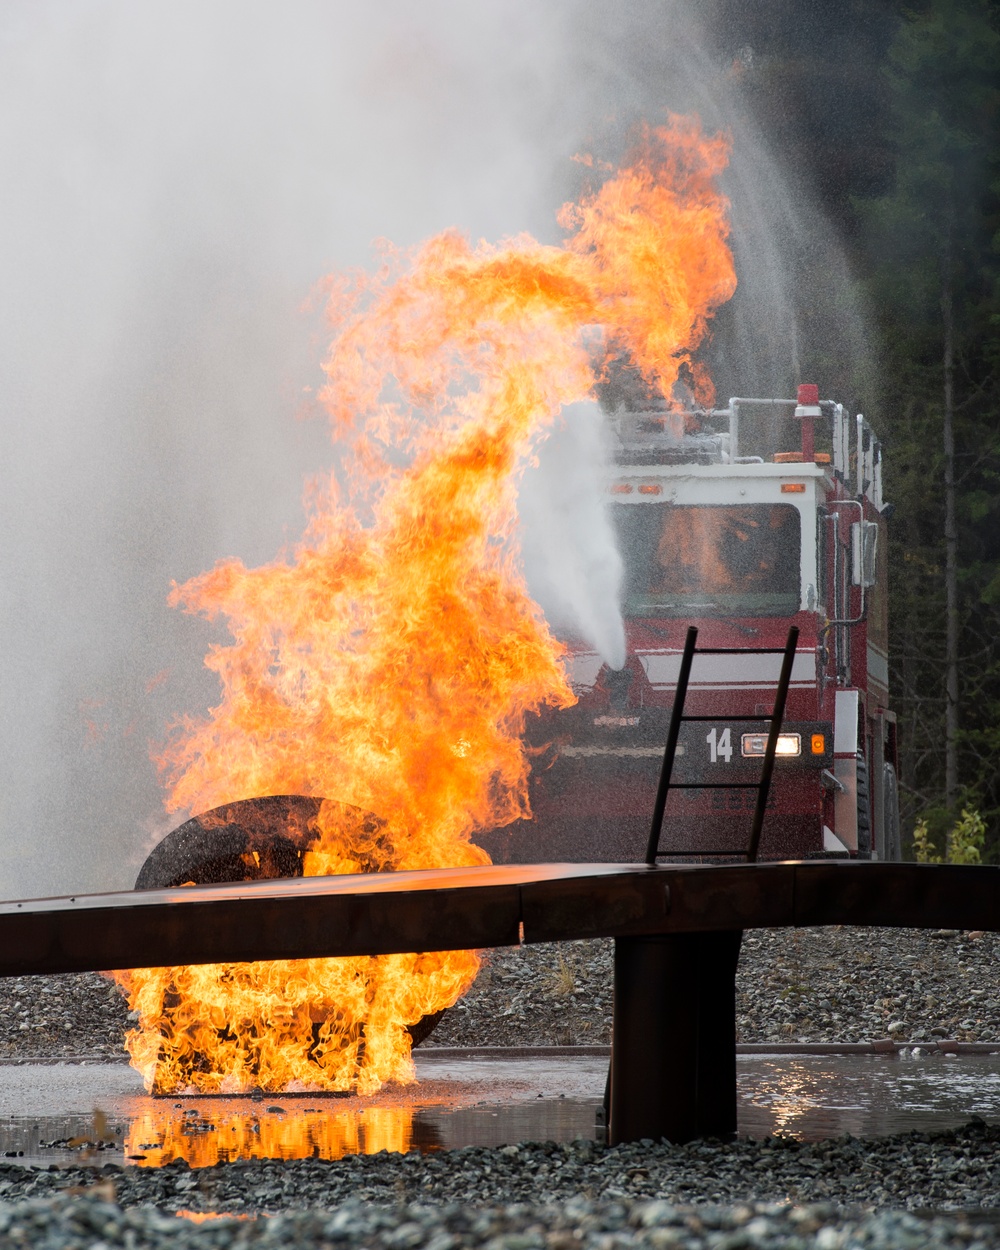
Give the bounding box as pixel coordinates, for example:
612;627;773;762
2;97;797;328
857;0;1000;853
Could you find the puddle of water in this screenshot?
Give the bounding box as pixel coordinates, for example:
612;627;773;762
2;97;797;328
2;1053;999;1168
740;1052;1000;1141
0;1055;605;1169
0;1100;600;1169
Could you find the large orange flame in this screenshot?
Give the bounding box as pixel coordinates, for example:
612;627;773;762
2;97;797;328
115;116;735;1095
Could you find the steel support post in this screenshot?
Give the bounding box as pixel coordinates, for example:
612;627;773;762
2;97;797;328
610;930;743;1144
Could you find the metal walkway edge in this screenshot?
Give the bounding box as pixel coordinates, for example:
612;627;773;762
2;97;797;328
2;861;996;976
1;860;997;1147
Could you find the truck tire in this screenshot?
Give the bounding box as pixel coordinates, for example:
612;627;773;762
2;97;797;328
135;794;321;890
136;795;445;1047
882;762;902;862
856;752;872;859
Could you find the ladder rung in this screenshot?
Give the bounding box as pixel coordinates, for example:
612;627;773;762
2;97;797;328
666;782;763;790
694;646;792;655
680;714;773;722
655;850;749;857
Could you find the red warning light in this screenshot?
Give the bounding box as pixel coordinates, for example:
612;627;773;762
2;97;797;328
797;383;820;405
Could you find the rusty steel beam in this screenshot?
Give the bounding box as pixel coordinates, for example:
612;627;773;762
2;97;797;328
0;862;672;978
0;860;996;978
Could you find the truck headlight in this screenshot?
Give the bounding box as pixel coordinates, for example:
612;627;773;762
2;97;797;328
741;732;801;758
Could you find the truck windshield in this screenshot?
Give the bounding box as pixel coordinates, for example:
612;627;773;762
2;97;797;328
613;502;801;618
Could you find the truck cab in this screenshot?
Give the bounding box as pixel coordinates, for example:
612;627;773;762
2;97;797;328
480;387;900;866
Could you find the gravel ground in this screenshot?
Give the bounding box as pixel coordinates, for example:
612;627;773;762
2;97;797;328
6;1121;1000;1212
0;974;129;1062
3;1123;1000;1243
1;927;996;1062
431;927;1000;1049
2;1193;1000;1250
4;1192;1000;1250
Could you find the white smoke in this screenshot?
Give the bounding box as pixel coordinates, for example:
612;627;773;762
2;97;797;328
0;0;870;896
0;0;596;896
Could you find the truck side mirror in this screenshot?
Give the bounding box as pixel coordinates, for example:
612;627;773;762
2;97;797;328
851;520;878;588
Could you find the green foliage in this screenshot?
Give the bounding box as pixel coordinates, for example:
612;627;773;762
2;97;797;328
948;806;987;864
709;0;1000;854
854;0;1000;851
912;816;942;863
912;806;985;863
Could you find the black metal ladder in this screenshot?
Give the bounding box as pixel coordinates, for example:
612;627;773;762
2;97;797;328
644;625;800;865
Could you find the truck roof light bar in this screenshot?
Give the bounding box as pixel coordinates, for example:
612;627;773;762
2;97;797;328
611;389;851;466
795;383;821;461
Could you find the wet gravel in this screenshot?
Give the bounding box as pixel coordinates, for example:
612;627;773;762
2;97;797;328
2;1193;1000;1250
4;1123;1000;1243
1;927;996;1062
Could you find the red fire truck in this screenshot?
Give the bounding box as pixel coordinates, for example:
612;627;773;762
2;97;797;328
481;384;900;865
139;385;900;892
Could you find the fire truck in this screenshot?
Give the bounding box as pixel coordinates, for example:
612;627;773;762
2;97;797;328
139;385;900;893
480;384;901;865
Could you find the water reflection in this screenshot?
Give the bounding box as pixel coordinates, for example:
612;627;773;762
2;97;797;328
741;1060;825;1139
738;1053;1000;1142
0;1054;605;1169
125;1105;434;1168
3;1054;1000;1169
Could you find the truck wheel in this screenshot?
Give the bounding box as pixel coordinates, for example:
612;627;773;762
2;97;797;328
135;795;445;1047
135;794;321;890
856;752;872;859
882;762;902;862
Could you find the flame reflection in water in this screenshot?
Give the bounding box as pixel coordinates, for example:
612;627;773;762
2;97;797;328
0;1056;606;1170
126;1105;421;1168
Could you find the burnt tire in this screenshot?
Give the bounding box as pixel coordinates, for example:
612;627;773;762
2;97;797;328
136;795;446;1047
135;795;324;889
856;752;872;859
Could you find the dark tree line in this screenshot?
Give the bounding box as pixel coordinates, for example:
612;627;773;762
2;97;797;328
709;0;1000;856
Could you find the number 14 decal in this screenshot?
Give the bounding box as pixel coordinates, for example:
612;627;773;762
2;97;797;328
706;727;733;763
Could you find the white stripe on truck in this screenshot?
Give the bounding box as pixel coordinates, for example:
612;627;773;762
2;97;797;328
637;649;816;691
